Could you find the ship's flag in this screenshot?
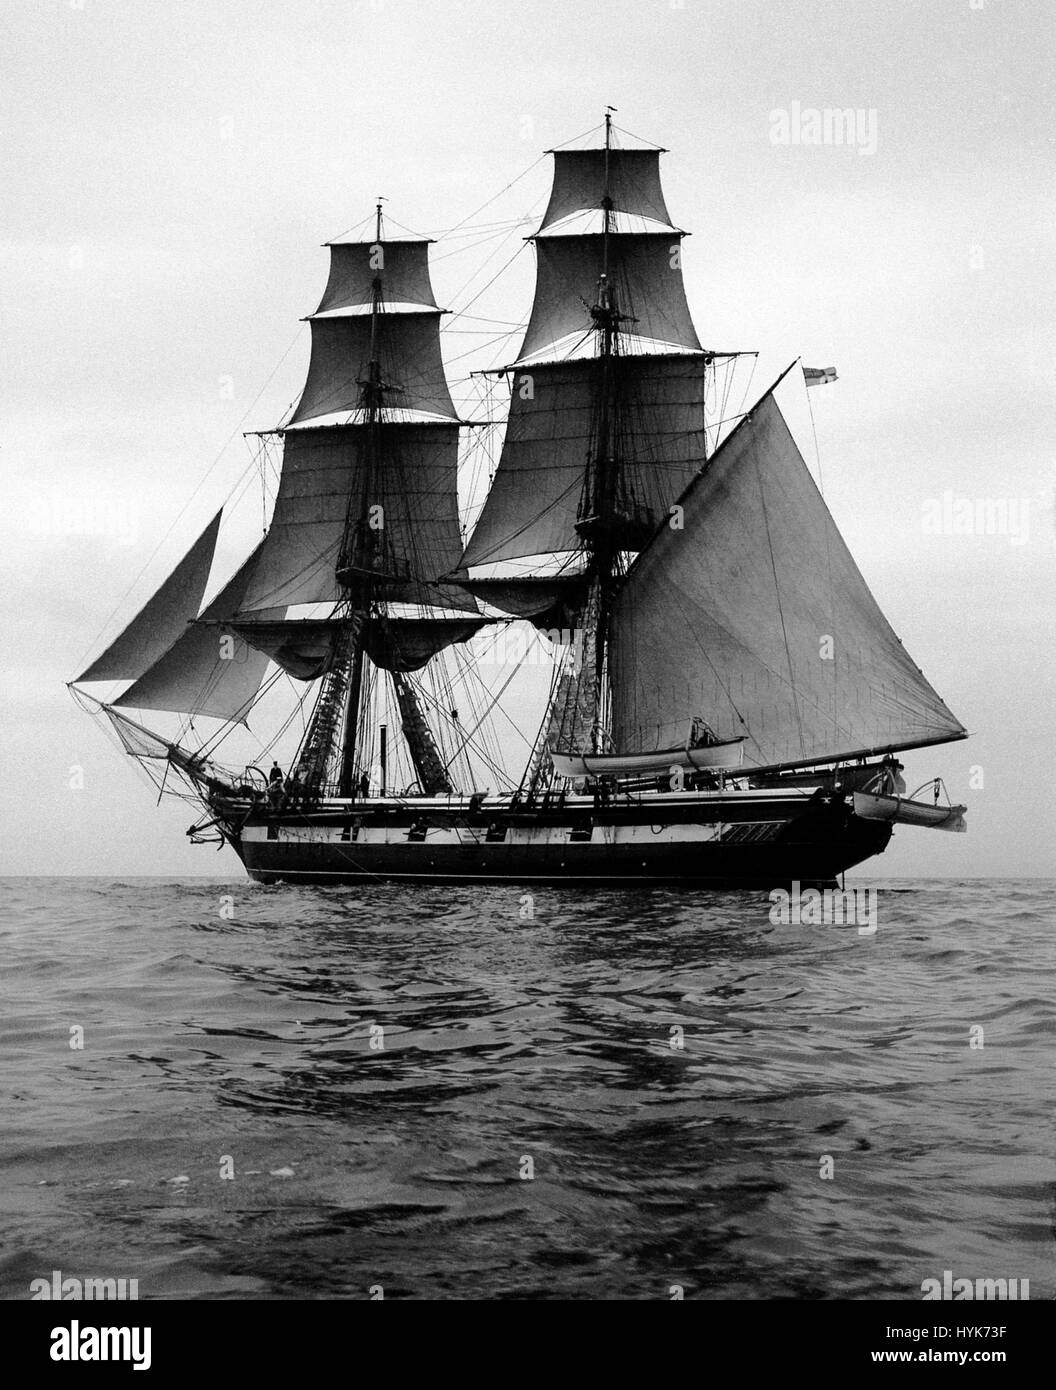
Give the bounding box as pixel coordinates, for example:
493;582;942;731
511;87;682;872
803;365;838;387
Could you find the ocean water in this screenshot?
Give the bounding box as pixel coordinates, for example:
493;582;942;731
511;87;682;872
1;876;1053;1301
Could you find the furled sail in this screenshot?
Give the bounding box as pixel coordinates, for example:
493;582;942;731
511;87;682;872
114;543;270;722
238;423;475;612
76;510;222;682
360;616;490;673
229;614;342;682
455;574;587;627
104;707;183;761
461;356;709;567
229;611;488;683
610;387;968;766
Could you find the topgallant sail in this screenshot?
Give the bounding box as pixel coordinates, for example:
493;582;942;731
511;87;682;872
70;118;968;886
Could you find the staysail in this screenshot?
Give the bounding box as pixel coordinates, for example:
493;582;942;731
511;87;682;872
610;383;967;767
75;510;222;682
113;543;271;722
454;574;587;626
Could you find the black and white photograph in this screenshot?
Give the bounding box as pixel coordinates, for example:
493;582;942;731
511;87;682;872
2;0;1052;1354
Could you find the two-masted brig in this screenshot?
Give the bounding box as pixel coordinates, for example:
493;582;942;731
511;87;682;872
70;120;968;886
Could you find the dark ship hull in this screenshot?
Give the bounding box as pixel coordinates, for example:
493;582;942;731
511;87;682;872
215;787;893;888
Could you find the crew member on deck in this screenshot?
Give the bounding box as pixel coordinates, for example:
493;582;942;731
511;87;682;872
359;772;370;799
267;762;284;809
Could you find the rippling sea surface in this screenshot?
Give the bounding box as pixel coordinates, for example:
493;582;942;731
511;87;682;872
1;876;1053;1301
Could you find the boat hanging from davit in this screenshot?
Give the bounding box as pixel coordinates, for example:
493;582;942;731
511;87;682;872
70;114;968;887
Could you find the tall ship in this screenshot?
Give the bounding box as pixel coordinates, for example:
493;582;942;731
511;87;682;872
70;117;968;886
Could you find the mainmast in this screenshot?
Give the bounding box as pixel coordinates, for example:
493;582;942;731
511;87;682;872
457;116;711;778
577;107;623;754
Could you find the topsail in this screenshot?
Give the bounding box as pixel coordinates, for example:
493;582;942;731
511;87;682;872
461;355;710;567
516;234;702;364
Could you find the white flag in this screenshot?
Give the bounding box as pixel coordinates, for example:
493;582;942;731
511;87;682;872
803;366;838;387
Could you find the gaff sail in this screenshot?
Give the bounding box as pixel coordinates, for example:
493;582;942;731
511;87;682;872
609;382;967;769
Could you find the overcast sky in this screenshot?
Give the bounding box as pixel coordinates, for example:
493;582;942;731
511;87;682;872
3;0;1053;876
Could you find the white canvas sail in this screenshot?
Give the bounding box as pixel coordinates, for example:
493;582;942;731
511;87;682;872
610;385;967;767
517;234;701;365
538;148;676;233
461;356;709;567
315;238;440;315
239;424;475;613
76;510;222;683
289;313;457;426
113;543;270;722
237;233;475;625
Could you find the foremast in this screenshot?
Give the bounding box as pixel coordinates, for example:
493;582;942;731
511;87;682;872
332;198;384;801
293;202;457;801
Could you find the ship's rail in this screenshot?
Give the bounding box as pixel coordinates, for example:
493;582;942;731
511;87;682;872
209;783;832;823
223;757;894;814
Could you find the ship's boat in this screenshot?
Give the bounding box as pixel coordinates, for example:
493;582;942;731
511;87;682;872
70;116;968;887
